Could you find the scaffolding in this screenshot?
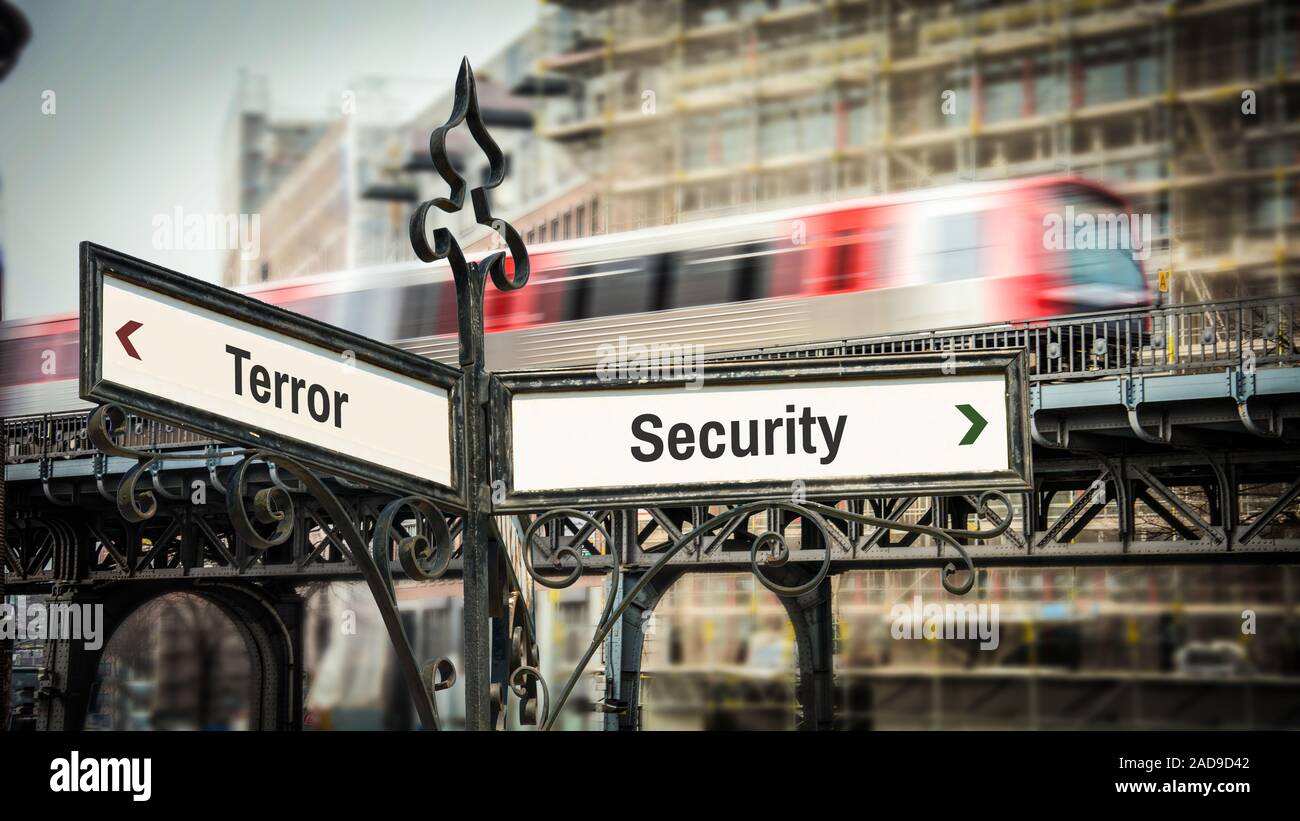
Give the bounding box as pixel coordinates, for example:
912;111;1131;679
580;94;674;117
530;0;1300;301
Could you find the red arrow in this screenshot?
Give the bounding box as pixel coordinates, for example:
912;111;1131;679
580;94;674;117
115;320;143;360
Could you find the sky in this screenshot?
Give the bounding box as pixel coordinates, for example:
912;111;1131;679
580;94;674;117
0;0;538;320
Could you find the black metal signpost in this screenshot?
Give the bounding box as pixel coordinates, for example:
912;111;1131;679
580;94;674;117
80;243;466;506
79;242;465;731
407;58;530;730
79;58;1030;732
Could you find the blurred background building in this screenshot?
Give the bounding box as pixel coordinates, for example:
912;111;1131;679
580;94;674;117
219;31;587;287
216;0;1300;303
526;0;1297;303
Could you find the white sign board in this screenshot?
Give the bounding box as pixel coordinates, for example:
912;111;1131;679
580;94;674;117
81;244;462;504
492;354;1029;510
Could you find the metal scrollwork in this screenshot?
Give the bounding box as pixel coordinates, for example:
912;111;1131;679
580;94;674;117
371;495;454;600
114;458;159;524
88;404;158;523
509;665;549;728
960;490;1016;538
87;403;249;524
226;455;295;551
426;657;457;693
743;502;835;597
521;508;616;590
85;403;449;730
408;56;529;295
515;490;1012;729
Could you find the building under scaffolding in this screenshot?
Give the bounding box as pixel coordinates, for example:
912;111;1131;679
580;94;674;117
527;0;1299;302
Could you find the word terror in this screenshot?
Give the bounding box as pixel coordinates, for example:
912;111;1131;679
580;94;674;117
226;345;349;427
631;405;848;464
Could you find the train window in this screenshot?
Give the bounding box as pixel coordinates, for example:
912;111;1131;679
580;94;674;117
649;253;675;311
1064;244;1145;311
1050;184;1149;308
433;281;458;334
565;259;653;320
669;248;740;308
529;268;570;324
918;211;986;282
734;243;772;301
341;289;402;341
566;275;590;320
395;283;441;339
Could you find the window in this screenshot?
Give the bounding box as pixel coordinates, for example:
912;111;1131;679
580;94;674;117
759;93;832;159
1033;55;1065;114
917;211;986;283
395;282;442;339
842;86;873;146
734;243;772;301
565;259;653;320
670;248;741;308
564;212;573;240
982;58;1025;124
1052;186;1147;308
575;205;586;238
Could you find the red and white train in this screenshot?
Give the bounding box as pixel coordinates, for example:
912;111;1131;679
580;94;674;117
1;176;1150;417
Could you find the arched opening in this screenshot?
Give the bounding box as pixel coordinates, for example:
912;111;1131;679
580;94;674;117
87;592;253;730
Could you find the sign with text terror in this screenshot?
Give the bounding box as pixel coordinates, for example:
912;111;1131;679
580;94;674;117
80;243;463;505
490;352;1030;510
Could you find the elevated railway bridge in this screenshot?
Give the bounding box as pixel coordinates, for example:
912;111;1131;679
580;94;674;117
4;294;1299;729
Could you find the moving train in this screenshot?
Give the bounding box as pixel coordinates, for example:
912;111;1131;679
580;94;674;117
1;176;1150;417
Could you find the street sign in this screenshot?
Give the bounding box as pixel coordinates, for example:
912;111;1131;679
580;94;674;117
489;351;1030;510
80;243;464;506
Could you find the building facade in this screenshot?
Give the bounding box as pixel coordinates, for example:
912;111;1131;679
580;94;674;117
528;0;1299;301
222;32;591;286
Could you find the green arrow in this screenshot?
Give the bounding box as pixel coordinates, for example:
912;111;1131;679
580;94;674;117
956;404;987;446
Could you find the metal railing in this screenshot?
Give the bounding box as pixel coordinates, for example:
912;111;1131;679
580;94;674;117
5;409;217;465
719;295;1300;381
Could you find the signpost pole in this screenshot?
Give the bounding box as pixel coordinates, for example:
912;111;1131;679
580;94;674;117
457;266;492;731
408;58;531;730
